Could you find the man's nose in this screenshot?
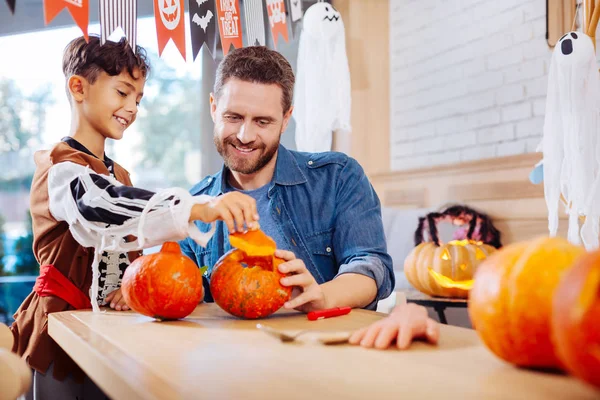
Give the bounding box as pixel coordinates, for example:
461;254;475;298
236;121;257;144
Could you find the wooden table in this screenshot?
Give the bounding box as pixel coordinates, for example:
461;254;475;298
397;289;468;324
48;304;598;400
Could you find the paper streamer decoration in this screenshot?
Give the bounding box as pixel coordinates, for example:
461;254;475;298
244;0;266;46
43;0;89;41
286;0;302;38
216;0;242;55
5;0;15;14
100;0;137;50
293;3;351;153
542;31;600;249
265;0;288;48
189;0;218;60
154;0;186;60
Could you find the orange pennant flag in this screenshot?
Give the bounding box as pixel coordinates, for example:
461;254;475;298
216;0;243;55
266;0;288;49
154;0;186;60
43;0;89;41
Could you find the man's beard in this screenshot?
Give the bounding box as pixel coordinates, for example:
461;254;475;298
214;132;280;174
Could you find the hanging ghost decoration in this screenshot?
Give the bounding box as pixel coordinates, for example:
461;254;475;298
542;31;600;249
293;2;351;153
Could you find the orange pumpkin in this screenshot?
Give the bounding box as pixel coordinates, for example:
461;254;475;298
551;250;600;389
210;229;291;319
468;236;585;370
121;242;204;320
404;240;496;298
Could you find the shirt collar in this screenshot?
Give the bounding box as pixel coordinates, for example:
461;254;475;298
61;136;115;173
216;144;307;196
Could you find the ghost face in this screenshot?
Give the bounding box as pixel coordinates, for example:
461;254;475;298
555;31;595;68
302;2;343;37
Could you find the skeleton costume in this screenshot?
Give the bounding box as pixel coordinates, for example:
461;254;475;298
11;137;215;382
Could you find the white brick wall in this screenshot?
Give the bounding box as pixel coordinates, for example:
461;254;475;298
390;0;552;171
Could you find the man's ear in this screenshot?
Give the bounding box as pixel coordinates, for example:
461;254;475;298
281;106;294;133
209;93;217;123
68;75;87;103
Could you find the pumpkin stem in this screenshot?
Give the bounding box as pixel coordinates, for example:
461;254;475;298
161;242;181;254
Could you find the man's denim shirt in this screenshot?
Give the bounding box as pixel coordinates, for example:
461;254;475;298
179;145;395;310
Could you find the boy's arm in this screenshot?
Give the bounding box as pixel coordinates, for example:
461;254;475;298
48;161;215;251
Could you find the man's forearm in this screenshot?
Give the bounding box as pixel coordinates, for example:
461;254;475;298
321;273;378;309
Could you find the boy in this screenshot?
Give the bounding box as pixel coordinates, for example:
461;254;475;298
11;35;258;399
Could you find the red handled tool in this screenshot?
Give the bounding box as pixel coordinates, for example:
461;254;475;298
307;306;352;321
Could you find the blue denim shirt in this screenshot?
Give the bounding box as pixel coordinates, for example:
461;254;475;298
179;145;395;310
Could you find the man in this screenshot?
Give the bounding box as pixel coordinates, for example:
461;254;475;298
180;46;439;349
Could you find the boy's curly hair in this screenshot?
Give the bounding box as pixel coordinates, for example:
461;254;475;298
62;34;151;90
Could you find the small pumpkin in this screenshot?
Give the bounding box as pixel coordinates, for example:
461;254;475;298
551;250;600;389
210;229;291;319
468;236;585;370
121;242;204;321
404;240;496;298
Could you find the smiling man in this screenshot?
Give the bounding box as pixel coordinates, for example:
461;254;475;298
180;46;394;312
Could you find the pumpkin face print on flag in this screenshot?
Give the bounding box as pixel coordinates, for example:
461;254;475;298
154;0;186;60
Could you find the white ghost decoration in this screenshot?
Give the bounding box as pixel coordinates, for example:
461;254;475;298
293;2;351;153
542;31;600;249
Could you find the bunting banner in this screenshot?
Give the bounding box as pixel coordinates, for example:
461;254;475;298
99;0;138;51
216;0;243;55
265;0;288;49
189;0;218;60
286;0;303;38
43;0;89;41
154;0;186;60
244;0;266;46
5;0;15;14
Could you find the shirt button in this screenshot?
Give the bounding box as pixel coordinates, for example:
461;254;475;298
308;160;313;165
326;247;332;253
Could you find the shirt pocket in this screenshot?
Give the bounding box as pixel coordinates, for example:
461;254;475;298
194;249;213;274
305;229;335;258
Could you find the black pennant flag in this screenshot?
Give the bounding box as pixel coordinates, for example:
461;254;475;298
189;0;218;61
286;0;303;39
6;0;15;14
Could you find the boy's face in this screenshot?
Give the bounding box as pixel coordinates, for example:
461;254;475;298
210;78;292;175
75;68;145;141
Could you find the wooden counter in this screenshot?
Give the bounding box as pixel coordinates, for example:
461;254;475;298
48;303;598;400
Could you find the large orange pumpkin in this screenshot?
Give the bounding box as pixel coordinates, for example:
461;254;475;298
551;250;600;389
210;229;291;319
468;236;585;370
121;242;204;320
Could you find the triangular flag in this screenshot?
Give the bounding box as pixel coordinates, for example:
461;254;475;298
43;0;89;41
188;0;218;60
265;0;288;49
99;0;138;51
154;0;186;60
286;0;303;38
244;0;266;46
215;0;242;55
5;0;15;14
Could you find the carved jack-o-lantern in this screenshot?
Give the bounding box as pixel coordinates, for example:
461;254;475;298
404;206;501;298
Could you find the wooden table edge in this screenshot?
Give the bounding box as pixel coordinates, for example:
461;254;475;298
48;311;179;400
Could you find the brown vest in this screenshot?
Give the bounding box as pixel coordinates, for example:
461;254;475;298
10;141;139;382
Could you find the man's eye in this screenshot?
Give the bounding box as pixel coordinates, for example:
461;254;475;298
117;90;126;97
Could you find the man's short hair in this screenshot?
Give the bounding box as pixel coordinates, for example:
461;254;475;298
214;46;295;113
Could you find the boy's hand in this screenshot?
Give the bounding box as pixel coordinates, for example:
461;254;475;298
276;249;328;313
105;288;130;311
191;192;259;233
349;303;439;350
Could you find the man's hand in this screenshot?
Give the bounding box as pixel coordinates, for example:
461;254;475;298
191;192;259;233
349;303;439;350
276;249;328;313
105;288;130;311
